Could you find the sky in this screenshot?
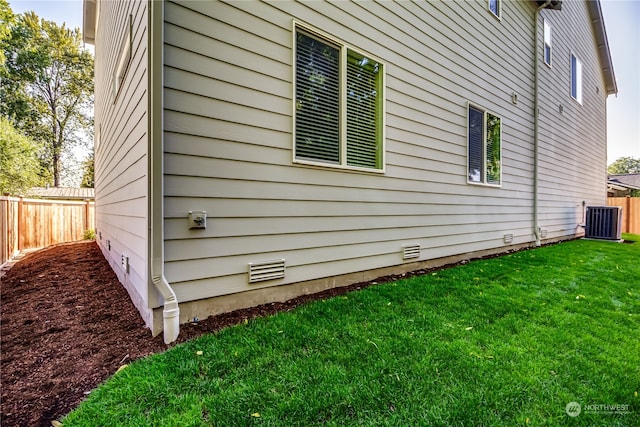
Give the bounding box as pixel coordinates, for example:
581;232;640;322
8;0;640;165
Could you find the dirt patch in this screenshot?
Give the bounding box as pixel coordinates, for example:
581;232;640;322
1;239;544;426
1;242;164;426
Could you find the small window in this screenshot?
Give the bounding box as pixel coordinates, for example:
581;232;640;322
113;14;132;99
294;24;384;171
571;53;583;104
488;0;501;18
468;104;502;186
543;20;552;66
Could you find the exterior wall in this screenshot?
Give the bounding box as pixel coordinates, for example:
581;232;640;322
162;0;543;306
537;1;609;238
93;0;152;325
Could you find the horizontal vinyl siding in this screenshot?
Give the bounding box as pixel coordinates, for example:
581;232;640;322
93;0;150;321
163;0;538;302
537;1;608;239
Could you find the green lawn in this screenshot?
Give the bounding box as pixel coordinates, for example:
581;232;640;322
64;235;640;426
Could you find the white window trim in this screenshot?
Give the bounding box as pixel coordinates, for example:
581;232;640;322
466;102;503;188
113;14;132;101
543;19;552;67
570;52;583;105
488;0;501;19
292;20;386;174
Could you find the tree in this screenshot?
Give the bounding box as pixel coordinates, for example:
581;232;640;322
608;157;640;175
80;150;94;188
1;8;93;187
0;116;48;194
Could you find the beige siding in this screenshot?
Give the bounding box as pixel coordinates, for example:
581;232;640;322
93;0;151;325
537;1;609;239
162;0;544;303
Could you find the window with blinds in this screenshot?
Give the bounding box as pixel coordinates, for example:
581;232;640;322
468;104;502;186
295;25;384;171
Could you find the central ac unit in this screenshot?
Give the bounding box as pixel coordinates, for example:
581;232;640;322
584;206;622;240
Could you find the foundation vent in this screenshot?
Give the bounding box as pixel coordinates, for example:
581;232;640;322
403;244;421;260
248;259;286;283
503;233;513;244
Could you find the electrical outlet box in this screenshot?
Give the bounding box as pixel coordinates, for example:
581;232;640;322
540;229;548;238
121;254;129;273
189;210;207;229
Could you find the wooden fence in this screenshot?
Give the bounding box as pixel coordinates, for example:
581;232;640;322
1;196;95;265
607;197;640;235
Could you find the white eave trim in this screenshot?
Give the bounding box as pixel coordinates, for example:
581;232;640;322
586;0;617;95
83;0;96;45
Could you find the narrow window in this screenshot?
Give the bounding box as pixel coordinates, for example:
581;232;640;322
543;20;552;66
294;25;384;170
488;0;501;18
113;14;132;99
571;53;583;104
468;104;501;186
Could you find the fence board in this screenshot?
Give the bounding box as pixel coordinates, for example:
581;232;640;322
0;196;95;265
607;197;640;235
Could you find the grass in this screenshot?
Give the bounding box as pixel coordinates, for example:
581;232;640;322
64;235;640;426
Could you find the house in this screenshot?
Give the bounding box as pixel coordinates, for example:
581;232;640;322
83;0;616;343
607;174;640;197
26;187;95;201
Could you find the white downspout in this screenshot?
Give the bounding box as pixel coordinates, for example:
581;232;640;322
148;0;179;344
533;1;551;246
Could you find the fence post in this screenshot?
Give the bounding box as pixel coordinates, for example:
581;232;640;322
626;196;631;234
17;196;23;251
84;199;90;231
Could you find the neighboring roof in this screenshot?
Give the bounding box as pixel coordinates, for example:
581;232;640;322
585;0;618;95
82;0;96;44
608;174;640;190
26;187;95;200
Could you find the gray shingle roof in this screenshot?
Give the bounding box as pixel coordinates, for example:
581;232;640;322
608;174;640;190
26;187;95;200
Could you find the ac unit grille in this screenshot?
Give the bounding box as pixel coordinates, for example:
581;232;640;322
403;244;421;260
585;206;622;240
248;259;286;283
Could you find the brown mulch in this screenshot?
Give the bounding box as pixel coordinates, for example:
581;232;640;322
0;241;412;426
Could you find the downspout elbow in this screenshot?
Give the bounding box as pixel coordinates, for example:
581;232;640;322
151;272;179;344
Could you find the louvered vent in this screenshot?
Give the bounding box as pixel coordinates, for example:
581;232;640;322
248;259;286;283
585;206;622;240
403;244;421;260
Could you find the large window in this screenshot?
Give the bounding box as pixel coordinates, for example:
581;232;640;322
468;104;502;186
571;53;583;104
294;25;384;170
543;20;552;66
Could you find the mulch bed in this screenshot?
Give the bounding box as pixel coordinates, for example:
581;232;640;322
0;241;400;426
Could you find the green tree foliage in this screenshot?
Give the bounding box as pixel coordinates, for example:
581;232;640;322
0;0;13;68
608;156;640;175
0;116;47;194
80;150;94;188
0;8;93;187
